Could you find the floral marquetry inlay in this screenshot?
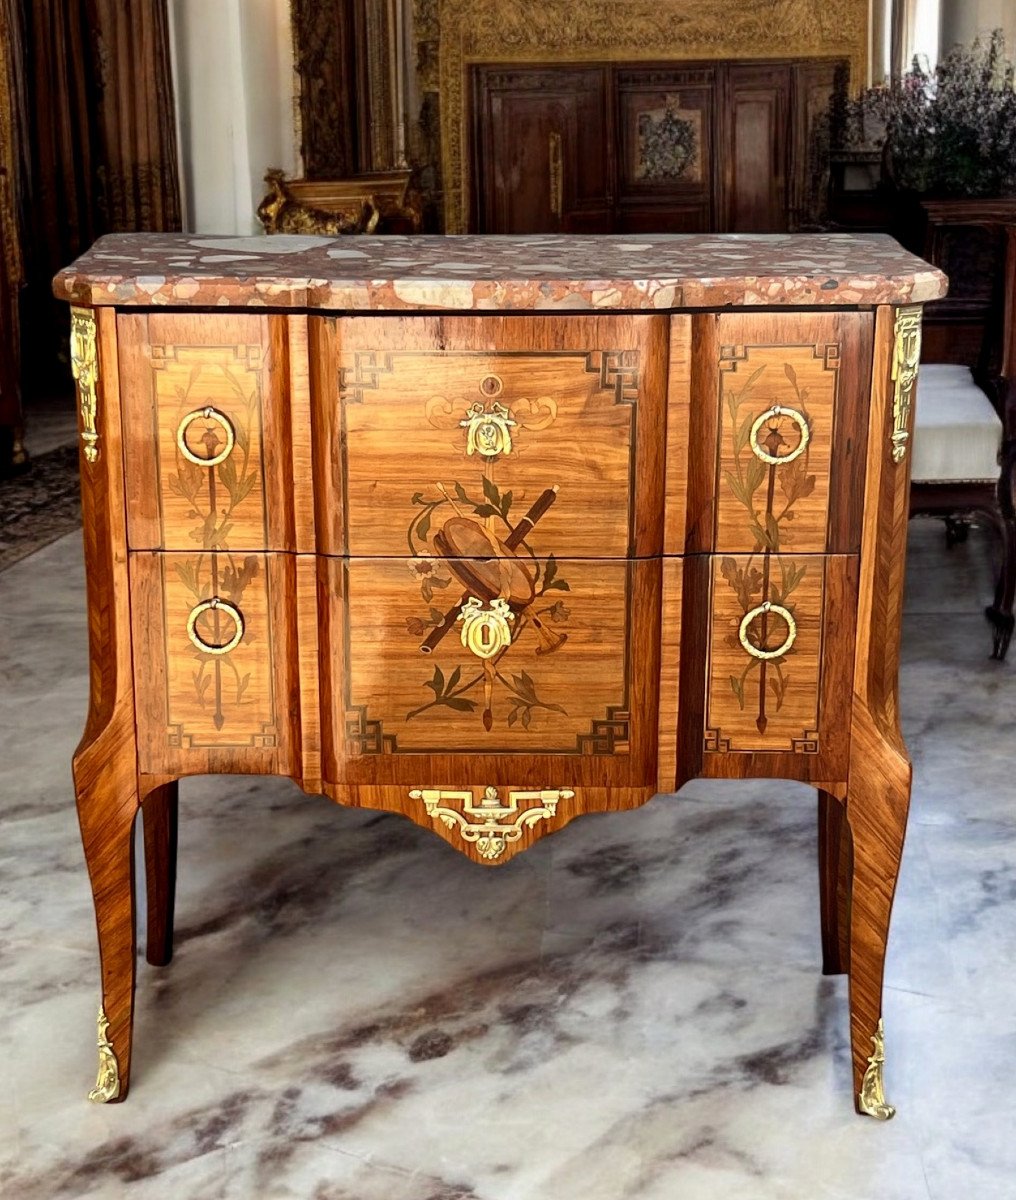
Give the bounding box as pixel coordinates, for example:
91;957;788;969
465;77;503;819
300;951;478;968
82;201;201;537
161;554;279;750
151;341;268;550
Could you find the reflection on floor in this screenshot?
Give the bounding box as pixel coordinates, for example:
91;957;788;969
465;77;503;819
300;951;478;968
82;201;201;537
0;522;1013;1200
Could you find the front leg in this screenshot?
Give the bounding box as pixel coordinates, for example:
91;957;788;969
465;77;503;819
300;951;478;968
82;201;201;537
70;304;141;1100
845;705;911;1119
75;736;140;1103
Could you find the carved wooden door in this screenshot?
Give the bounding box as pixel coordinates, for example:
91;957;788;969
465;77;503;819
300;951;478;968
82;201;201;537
723;63;791;233
471;66;612;234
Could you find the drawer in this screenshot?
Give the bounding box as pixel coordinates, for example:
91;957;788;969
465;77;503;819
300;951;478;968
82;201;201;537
311;314;668;558
318;555;662;790
671;311;873;555
119;313;308;552
686;553;859;780
130;551;302;777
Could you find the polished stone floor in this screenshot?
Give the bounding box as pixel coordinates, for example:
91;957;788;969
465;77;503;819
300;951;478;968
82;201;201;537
1;521;1014;1200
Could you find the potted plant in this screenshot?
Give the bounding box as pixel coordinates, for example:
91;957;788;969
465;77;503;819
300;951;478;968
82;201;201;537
832;32;1015;200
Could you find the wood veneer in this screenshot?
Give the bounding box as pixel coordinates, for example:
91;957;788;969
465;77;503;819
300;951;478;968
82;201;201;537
63;241;932;1118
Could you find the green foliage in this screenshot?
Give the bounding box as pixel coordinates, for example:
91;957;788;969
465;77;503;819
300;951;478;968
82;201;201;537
839;31;1016;197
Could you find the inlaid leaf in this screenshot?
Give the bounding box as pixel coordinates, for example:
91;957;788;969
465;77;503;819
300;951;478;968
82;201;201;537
729;673;745;709
542;553;570;592
425;664;445;697
482;476;501;507
734;412;754;455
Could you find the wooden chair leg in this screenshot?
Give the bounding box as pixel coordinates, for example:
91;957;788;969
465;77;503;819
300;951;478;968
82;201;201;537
987;452;1015;660
817;789;851;976
845;710;911;1120
74;740;140;1104
142;780;179;967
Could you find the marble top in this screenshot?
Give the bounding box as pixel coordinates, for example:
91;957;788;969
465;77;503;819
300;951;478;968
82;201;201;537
54;231;947;311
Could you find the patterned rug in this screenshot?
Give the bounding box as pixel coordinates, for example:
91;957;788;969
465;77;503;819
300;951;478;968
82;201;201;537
0;444;82;572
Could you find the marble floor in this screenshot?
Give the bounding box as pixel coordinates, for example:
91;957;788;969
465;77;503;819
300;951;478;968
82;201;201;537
1;521;1014;1200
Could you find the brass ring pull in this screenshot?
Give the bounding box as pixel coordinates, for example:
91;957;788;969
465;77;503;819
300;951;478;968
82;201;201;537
186;597;244;655
176;406;235;467
738;600;797;661
749;404;810;466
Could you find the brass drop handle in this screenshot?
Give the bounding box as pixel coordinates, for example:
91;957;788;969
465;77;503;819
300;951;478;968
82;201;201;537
749;404;810;465
548;132;563;221
457;597;514;660
176;406;235;467
187;597;244;655
738;600;797;661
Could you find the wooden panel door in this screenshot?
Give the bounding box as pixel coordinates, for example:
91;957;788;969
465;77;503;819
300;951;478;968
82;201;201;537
614;66;717;233
790;59;841;230
472;66;611;234
725;63;790;232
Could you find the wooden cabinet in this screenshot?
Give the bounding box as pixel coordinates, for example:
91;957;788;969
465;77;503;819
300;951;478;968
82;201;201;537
472;58;842;234
58;231;945;1115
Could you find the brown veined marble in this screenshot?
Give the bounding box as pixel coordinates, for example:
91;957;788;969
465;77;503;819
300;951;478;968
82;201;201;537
54;231;947;312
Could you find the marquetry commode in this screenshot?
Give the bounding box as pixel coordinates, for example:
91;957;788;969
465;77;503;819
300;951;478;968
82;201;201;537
55;232;945;1114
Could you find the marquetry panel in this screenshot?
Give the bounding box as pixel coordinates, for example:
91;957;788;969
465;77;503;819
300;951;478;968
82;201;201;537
130;551;300;777
312;314;668;558
696;311;873;556
319;555;662;789
704;552;825;754
119;313;299;552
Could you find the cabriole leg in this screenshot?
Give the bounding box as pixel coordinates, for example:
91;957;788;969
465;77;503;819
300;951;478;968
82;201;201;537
845;711;911;1120
74;744;140;1104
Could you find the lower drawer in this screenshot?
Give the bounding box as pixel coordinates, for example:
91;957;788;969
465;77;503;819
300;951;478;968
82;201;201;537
664;553;860;787
319;555;662;790
130;551;302;777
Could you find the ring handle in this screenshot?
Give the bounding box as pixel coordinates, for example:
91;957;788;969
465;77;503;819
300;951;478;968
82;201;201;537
176;406;235;467
187;598;244;655
749;404;810;466
738;601;797;661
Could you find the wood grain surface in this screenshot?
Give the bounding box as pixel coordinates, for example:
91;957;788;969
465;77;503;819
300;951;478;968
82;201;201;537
72;308;141;1101
845;304;915;1111
682;311;873;555
70;299;920;1113
311;314;668;559
130;551;301;779
319;553;662;790
119;312;306;552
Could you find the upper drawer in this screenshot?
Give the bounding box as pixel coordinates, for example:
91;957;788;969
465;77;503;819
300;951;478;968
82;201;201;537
311;314;668;558
119;313;306;552
670;311;874;555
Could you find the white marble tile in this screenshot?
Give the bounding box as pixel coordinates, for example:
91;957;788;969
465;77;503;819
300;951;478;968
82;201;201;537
1;524;1015;1198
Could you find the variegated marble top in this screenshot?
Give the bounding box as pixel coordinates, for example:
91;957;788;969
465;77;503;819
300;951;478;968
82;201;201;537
54;231;947;311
